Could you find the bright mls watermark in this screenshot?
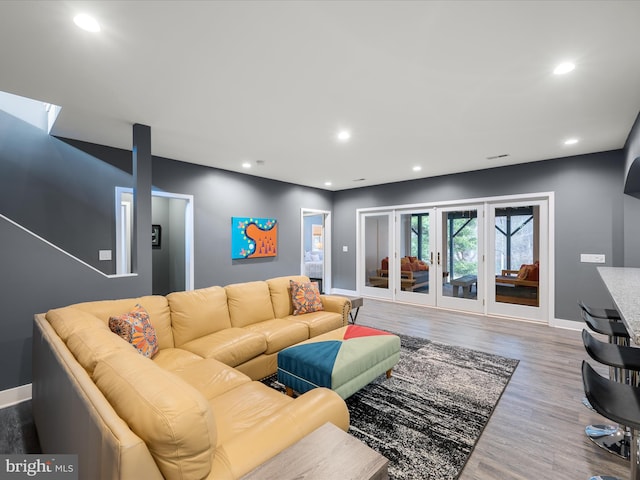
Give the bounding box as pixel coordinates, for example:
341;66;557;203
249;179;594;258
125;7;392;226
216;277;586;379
0;455;77;480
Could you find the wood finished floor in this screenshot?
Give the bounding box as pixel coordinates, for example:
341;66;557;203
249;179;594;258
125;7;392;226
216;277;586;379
355;298;629;479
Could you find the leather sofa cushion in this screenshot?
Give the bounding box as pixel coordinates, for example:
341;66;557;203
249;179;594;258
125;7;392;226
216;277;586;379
46;307;109;342
57;296;174;350
243;319;308;355
266;275;310;318
225;281;275;328
66;326;134;375
208;381;292;447
94;350;216;480
210;387;349;479
282;310;344;337
172;358;251;401
179;328;267;367
152;348;204;372
167;286;232;347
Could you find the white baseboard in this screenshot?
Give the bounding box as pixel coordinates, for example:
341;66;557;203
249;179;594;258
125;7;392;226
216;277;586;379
329;288;358;296
0;383;32;409
550;317;582;330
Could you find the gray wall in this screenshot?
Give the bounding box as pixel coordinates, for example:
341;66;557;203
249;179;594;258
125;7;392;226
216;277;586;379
0;111;132;274
151;156;333;287
0;112;633;392
1;123;333;391
151;196;188;295
332;150;626;322
0;217;149;391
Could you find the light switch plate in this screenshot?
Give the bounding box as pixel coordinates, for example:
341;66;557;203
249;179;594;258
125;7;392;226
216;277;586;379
342;246;348;252
99;250;112;261
580;253;605;264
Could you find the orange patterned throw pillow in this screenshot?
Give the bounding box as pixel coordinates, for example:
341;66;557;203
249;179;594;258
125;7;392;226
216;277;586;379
108;304;159;358
290;280;324;315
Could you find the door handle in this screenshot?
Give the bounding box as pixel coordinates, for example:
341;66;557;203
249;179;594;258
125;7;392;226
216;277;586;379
430;252;433;264
437;252;441;265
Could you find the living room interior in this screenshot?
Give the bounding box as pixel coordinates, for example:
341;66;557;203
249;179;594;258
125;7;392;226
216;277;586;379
2;1;640;479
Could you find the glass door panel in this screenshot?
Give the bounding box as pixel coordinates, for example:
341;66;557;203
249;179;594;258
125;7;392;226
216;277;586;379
437;205;484;313
395;210;435;305
488;201;547;322
361;213;393;299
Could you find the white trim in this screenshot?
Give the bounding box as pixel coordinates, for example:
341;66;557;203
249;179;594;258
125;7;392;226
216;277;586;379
330;288;358;296
0;213;137;279
551;317;583;331
116;188;195;290
356;191;555;214
0;383;32;409
355;191;555;324
300;208;332;292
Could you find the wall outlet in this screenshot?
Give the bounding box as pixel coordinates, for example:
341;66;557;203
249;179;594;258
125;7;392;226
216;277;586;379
342;245;348;252
580;253;605;264
99;250;112;261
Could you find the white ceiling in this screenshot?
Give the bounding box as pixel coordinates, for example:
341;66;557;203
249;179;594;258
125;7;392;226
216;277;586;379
1;0;640;191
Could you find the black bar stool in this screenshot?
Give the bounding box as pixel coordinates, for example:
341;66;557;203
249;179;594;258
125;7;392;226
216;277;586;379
582;360;640;480
582;311;631;459
579;299;621;321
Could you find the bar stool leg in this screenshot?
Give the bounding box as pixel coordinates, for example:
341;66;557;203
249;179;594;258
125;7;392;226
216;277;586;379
585;334;631;460
633;428;640;480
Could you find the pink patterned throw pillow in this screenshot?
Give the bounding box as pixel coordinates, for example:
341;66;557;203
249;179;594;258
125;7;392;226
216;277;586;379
108;304;159;358
290;280;324;315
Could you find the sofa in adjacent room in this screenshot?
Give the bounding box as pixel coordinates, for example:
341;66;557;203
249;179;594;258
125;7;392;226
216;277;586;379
495;261;540;306
368;256;430;291
32;275;351;480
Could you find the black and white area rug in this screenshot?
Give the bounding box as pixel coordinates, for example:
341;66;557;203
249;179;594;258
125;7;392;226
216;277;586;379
263;333;519;480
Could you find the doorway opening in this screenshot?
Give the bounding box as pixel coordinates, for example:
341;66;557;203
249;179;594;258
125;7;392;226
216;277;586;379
301;209;331;293
116;188;194;294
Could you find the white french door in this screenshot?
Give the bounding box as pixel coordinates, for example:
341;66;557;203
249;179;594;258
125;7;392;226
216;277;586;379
395;209;436;306
357;192;552;323
434;205;485;313
486;199;548;322
369;205;484;314
360;212;394;299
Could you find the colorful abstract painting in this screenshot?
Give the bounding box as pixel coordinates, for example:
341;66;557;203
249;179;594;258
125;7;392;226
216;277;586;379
231;217;278;259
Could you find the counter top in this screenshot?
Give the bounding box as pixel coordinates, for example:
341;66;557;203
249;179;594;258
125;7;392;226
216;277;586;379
597;267;640;344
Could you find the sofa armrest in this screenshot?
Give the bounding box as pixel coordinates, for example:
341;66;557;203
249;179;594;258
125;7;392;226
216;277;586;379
33;314;163;480
319;295;351;326
210;387;349;479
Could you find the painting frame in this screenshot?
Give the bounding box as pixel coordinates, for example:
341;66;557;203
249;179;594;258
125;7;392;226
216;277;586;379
231;217;278;259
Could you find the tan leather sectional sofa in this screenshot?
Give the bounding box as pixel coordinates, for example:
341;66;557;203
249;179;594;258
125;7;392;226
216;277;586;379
32;275;351;480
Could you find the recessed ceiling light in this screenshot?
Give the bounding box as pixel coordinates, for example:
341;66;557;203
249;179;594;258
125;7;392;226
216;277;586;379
412;166;422;172
554;62;575;75
73;13;100;33
564;138;579;145
242;162;251;169
336;130;351;142
324;181;332;186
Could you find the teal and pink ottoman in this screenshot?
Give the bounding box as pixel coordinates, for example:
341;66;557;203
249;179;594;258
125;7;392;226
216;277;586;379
277;325;401;399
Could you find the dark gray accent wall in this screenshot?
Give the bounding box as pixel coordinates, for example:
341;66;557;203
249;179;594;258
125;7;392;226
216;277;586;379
0;217;148;391
151;196;187;295
152;196;171;295
0;111;132;274
151;156;333;287
332;150;626;322
61;140;334;289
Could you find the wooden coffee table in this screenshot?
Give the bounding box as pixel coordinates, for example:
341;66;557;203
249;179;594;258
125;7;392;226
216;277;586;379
240;422;388;480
